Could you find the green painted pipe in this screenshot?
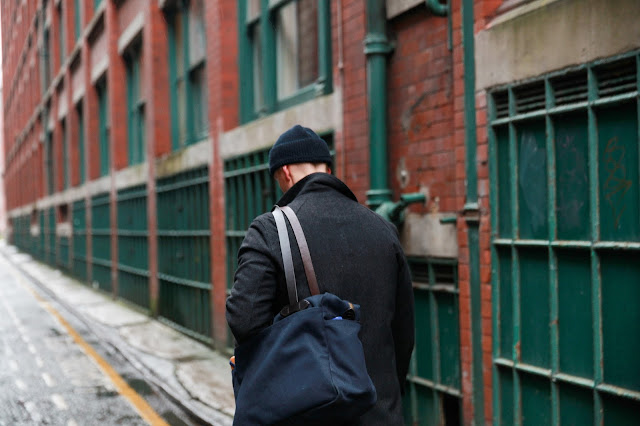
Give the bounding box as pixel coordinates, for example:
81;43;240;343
425;0;449;16
461;0;484;423
365;0;393;210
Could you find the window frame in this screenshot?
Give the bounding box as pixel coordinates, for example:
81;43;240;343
61;117;69;189
166;0;209;152
125;41;145;165
238;0;332;123
58;2;65;65
76;101;85;183
96;79;109;176
74;0;82;42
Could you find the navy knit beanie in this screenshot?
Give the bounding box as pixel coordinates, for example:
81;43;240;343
268;125;332;176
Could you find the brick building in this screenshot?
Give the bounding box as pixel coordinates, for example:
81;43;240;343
3;0;639;424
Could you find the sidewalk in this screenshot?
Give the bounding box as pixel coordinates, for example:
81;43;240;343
0;242;235;426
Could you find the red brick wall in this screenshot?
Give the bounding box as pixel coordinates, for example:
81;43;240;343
387;7;454;215
207;0;240;347
336;0;369;201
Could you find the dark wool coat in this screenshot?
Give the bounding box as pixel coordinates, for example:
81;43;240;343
226;173;415;425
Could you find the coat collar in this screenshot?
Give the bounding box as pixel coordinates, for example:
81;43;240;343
276;173;358;206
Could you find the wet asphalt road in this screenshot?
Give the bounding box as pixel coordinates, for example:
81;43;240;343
0;254;202;426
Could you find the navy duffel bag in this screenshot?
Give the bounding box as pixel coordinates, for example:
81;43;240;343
231;206;376;425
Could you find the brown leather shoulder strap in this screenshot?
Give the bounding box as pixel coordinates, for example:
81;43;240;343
273;207;298;305
280;206;320;296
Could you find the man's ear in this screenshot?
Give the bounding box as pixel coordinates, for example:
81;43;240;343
281;165;293;182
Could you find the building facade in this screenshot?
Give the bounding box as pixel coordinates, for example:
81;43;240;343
3;0;639;424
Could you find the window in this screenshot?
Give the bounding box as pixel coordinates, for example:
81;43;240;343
74;0;82;41
489;53;640;425
239;0;331;123
96;80;109;176
167;0;208;150
76;102;85;183
45;129;54;195
125;43;145;165
58;2;65;64
42;26;51;90
62;118;69;189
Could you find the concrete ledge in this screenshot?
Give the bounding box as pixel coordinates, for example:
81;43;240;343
115;162;148;191
155;139;211;179
401;212;458;258
56;222;72;238
476;0;640;89
117;12;144;55
221;92;341;159
91;56;108;84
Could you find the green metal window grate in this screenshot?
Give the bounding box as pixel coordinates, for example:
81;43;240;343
238;0;332;123
224;148;282;294
117;185;149;310
157;167;211;342
166;0;208;151
58;223;70;272
11;215;30;252
38;210;46;260
91;193;111;292
126;44;145;166
403;257;461;426
45;208;56;266
72;199;87;282
489;52;640;425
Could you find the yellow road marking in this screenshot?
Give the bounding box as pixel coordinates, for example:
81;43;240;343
5;262;169;426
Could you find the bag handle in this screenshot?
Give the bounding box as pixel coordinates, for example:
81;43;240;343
273;207;298;305
272;206;320;306
280;206;320;296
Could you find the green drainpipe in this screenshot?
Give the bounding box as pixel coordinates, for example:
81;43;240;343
461;0;485;423
425;0;449;16
365;0;428;225
364;0;393;211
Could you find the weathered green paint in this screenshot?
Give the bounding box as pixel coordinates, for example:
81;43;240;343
403;257;461;425
72;199;88;282
374;193;426;226
157;168;211;342
117;185;149;310
460;0;485;423
46;208;56;266
490;51;640;425
39;211;46;260
91;193;112;292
